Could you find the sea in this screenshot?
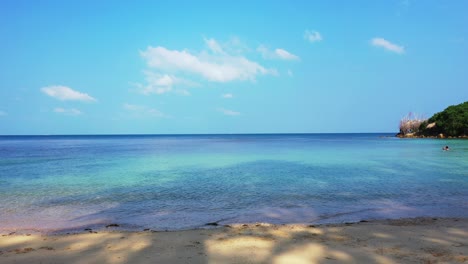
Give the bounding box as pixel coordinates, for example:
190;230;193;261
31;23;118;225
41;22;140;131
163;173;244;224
0;134;467;233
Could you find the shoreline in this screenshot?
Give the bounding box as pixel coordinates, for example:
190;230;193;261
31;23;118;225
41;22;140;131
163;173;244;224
1;217;467;263
395;133;468;139
2;214;466;236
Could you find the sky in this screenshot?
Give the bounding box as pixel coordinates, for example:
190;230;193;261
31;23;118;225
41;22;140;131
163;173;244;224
1;0;467;134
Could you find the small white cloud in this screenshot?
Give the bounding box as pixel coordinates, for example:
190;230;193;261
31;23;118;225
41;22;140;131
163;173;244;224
257;45;300;61
371;38;405;54
133;71;199;96
223;36;251;54
218;107;240;116
287;70;293;77
123;103;168;118
274;49;300;60
204;38;224;54
0;110;7;116
136;72;174;95
222;93;233;99
304;30;322;43
54;107;82;115
41;86;96;102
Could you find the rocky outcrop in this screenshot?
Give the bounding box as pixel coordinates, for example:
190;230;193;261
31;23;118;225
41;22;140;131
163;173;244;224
426;122;436;129
397;101;467;139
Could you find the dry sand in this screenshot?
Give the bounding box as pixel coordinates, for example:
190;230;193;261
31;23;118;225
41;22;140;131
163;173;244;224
1;218;467;264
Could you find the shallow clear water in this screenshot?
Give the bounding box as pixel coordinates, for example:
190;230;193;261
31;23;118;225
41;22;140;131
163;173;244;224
0;134;467;233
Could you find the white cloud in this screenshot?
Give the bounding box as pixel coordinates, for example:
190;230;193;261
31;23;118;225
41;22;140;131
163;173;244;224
204;38;224;54
204;37;251;55
133;71;199;96
257;45;300;61
287;70;293;77
140;40;273;83
222;93;233;99
41;86;96;102
218;107;240;116
134;72;175;95
0;110;7;116
123;103;167;118
275;49;299;60
371;38;405;54
223;36;250;54
54;107;82;115
304;30;323;43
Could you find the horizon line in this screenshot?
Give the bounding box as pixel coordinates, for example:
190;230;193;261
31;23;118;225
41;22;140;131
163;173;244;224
0;132;397;137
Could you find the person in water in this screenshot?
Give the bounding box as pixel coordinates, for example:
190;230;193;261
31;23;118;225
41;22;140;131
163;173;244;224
442;146;450;151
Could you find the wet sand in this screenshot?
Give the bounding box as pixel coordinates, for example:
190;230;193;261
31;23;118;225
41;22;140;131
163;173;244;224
1;218;467;264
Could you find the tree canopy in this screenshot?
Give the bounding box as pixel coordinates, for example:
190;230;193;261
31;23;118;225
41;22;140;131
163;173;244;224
419;101;468;137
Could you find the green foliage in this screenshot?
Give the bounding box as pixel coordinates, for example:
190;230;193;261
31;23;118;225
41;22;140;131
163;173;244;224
420;101;468;137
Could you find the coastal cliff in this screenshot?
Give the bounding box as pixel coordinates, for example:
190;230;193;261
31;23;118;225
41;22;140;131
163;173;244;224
397;101;468;138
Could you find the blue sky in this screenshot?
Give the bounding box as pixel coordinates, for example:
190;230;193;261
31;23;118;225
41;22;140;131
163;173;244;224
1;0;467;134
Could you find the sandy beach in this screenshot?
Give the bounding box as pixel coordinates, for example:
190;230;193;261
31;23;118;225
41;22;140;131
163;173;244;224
1;217;467;264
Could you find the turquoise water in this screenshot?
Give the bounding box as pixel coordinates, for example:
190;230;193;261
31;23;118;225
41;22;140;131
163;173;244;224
0;134;467;233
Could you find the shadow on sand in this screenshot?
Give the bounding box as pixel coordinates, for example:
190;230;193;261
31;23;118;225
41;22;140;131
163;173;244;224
1;218;467;263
